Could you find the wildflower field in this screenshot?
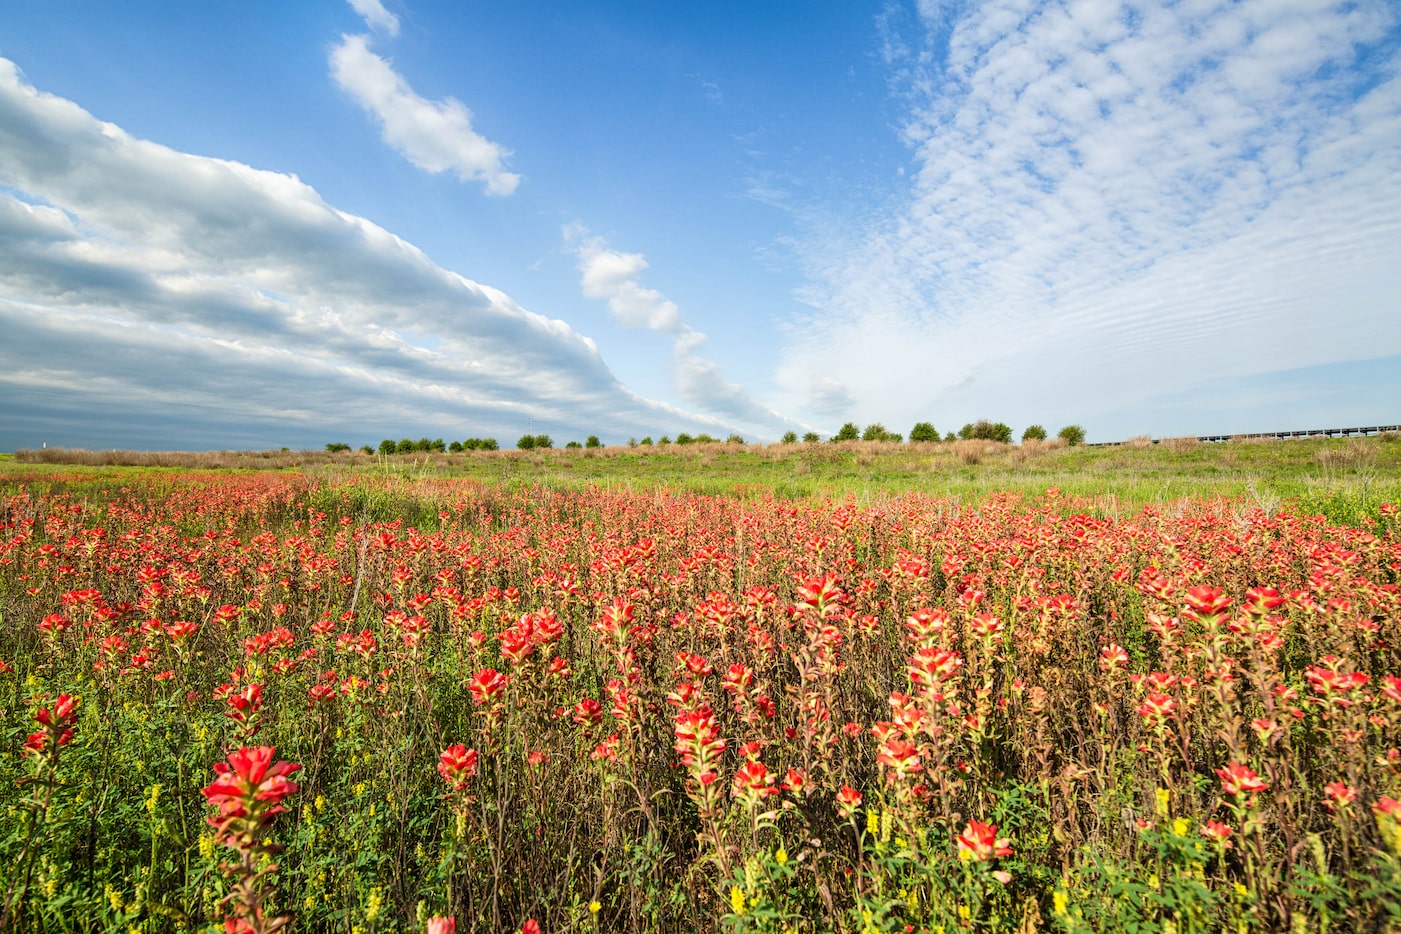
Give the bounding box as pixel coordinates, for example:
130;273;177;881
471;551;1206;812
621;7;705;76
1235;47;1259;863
1;455;1399;932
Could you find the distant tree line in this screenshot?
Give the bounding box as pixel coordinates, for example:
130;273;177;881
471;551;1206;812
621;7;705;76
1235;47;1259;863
343;438;501;455
329;421;1085;454
804;420;1086;446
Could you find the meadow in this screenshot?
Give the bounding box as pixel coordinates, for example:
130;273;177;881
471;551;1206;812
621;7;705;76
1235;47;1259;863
1;436;1399;932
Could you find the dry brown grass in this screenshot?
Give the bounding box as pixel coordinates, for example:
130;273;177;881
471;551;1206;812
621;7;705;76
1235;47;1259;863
1123;434;1155;449
1316;438;1378;471
13;447;362;470
1161;437;1200;453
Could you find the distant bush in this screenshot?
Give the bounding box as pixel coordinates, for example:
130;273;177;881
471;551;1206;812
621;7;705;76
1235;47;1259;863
726;434;745;445
639;437;654;446
325;442;352;453
517;435;536;451
359;445;374;456
586;435;602;449
695;434;718;444
659;436;672;445
1022;424;1047;442
1058;425;1087;446
862;423;900;442
676;433;695;445
781;431;798;444
448;441;463;453
378;439;397;455
909;422;939;443
533;434;553;450
803;432;821;444
831;422;860;442
565;441;582;449
959;420;1013;444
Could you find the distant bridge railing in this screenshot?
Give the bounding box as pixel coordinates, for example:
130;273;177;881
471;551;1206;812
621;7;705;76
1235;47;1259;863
1089;424;1400;447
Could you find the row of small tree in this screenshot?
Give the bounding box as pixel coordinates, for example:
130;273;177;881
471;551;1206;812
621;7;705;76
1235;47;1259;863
334;438;502;455
779;420;1085;445
333;421;1084;454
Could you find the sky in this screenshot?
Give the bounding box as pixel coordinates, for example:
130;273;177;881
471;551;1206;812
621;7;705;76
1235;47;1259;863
1;0;1398;451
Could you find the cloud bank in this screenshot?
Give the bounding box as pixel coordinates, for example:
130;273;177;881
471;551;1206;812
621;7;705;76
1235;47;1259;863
0;58;730;450
776;0;1401;438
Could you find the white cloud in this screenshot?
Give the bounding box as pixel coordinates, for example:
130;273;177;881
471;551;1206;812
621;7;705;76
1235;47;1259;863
0;57;729;449
347;0;400;37
329;34;520;196
775;0;1401;439
566;226;809;436
571;235;683;333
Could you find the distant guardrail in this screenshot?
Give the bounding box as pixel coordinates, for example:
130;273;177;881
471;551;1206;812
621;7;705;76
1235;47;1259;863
1089;424;1401;447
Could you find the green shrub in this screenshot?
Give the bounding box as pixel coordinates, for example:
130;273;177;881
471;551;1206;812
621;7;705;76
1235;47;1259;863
517;435;536;451
832;422;860;442
1022;424;1047;442
959;420;1013;443
781;431;798;444
1058;424;1086;446
909;422;939;443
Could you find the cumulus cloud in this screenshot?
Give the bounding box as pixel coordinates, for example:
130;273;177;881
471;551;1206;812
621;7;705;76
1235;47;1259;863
776;0;1401;439
571;234;684;333
347;0;399;37
0;57;729;450
566;226;809;436
329;34;520;195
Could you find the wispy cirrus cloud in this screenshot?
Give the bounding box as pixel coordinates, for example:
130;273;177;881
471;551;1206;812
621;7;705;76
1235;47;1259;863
775;0;1401;439
329;32;520;196
566;225;809;437
0;57;731;450
347;0;400;37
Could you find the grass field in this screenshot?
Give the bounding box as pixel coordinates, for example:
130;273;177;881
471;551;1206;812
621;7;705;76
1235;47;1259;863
1;437;1399;932
11;434;1401;520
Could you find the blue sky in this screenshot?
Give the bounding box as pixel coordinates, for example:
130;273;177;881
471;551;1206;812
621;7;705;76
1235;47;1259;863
1;0;1398;450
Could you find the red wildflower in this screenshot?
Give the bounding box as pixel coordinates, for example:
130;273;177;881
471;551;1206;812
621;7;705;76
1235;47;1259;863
1216;762;1268;799
876;737;921;781
732;760;778;799
468;668;509;706
1324;781;1357;811
1199;820;1234;848
1098;643;1128;671
956;819;1013;861
201;746;301;843
437;744;479;791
